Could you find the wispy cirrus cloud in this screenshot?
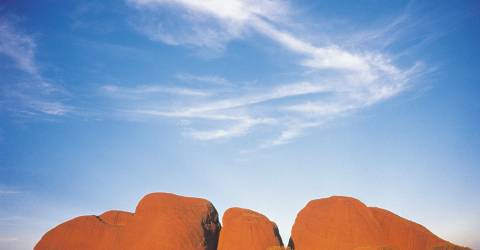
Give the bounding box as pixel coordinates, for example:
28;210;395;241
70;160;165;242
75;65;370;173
102;84;212;97
113;0;429;147
0;16;70;117
128;0;288;52
0;18;38;76
0;237;18;242
175;73;231;86
0;187;22;196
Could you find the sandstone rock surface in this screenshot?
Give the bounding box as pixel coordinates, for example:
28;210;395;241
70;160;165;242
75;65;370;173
289;196;469;250
35;193;221;250
218;207;284;250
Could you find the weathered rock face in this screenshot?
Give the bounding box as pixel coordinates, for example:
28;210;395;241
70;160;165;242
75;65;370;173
35;193;221;250
218;207;284;250
289;196;470;250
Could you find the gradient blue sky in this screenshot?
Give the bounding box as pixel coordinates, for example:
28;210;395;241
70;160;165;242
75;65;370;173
1;0;479;249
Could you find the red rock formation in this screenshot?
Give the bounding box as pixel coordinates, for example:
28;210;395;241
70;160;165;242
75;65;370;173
35;193;221;250
289;196;469;250
120;193;220;250
35;193;469;250
218;207;284;250
289;196;385;250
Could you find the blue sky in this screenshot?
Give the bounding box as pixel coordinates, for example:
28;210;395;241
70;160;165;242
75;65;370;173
1;0;479;249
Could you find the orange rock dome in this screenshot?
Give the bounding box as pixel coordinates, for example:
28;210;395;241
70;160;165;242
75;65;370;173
289;196;469;250
218;207;284;250
35;193;221;250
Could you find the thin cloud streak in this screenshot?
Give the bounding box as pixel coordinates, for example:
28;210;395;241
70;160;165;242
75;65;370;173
175;73;231;86
0;17;69;117
0;188;22;196
102;84;212;97
166;82;330;115
188;117;275;140
0;237;19;242
0;18;37;76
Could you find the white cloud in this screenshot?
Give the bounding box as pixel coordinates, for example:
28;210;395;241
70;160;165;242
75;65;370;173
120;0;425;146
252;20;372;74
102;84;211;97
0;19;37;75
175;73;230;86
0;237;18;242
128;0;288;51
284;102;354;115
128;0;392;77
268;127;303;146
1;84;70;117
27;100;70;116
0;188;21;196
188;117;273;140
0;17;69;117
129;0;288;23
158;81;330;115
